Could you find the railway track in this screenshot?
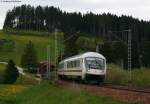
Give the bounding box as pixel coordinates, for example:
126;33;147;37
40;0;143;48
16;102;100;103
56;80;150;104
100;84;150;94
57;80;150;94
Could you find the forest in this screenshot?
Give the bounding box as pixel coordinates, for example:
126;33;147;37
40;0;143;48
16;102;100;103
3;5;150;41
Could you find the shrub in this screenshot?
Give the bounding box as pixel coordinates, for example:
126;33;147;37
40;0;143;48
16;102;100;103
105;64;150;88
132;68;150;87
105;64;128;85
3;60;19;84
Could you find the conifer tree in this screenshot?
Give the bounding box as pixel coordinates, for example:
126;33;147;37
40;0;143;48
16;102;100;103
4;60;19;84
21;41;38;73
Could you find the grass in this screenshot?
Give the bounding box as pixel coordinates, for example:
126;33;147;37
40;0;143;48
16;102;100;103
106;64;150;88
0;64;5;83
0;82;129;104
132;68;150;87
15;74;38;85
0;30;63;65
105;64;128;85
0;64;5;72
0;84;28;104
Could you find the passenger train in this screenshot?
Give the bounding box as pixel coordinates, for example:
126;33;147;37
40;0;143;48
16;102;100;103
58;52;106;83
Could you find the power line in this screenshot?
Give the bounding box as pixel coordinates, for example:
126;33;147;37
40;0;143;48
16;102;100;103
109;29;132;82
47;45;50;80
62;31;80;43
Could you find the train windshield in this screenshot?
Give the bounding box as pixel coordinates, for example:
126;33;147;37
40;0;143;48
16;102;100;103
85;57;104;69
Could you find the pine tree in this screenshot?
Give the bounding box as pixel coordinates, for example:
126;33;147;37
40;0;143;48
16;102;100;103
131;41;141;68
100;42;115;63
112;42;127;68
21;41;38;73
141;42;150;67
3;60;19;84
63;29;79;58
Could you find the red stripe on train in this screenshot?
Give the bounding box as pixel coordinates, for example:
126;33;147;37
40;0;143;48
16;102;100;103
63;70;82;72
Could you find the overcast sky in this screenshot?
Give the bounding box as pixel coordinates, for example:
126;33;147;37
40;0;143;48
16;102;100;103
0;0;150;29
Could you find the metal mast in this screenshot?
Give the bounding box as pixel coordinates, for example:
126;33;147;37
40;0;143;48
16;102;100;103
55;29;58;80
128;30;132;82
109;29;132;82
47;45;50;79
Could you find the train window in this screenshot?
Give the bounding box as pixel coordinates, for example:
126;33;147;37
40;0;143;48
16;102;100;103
61;63;64;69
59;63;64;69
67;61;70;68
78;60;80;67
74;60;80;68
73;61;76;67
74;61;77;67
85;57;104;69
67;62;68;68
66;60;81;68
71;61;73;67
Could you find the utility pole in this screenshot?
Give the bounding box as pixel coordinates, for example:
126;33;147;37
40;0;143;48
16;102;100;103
109;29;132;82
60;31;80;60
47;45;50;80
96;45;99;52
55;29;58;80
20;6;22;29
128;30;132;82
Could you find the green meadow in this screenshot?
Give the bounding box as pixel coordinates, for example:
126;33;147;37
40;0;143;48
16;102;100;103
0;82;130;104
0;30;63;65
0;64;5;72
0;64;5;83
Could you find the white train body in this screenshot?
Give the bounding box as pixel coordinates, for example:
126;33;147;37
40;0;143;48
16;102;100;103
58;52;106;82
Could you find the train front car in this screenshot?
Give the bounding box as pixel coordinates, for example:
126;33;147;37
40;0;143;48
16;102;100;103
58;52;106;83
83;52;106;83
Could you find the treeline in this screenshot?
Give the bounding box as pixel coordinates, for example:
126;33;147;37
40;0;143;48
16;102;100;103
3;5;150;42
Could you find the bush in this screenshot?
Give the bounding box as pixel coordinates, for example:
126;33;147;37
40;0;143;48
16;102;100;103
141;42;150;67
105;64;150;88
0;74;3;83
105;64;128;85
3;60;19;84
100;42;115;63
132;68;150;87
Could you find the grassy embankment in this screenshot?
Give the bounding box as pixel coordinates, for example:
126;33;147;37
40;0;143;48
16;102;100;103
0;64;5;83
0;64;5;73
0;30;63;65
0;82;130;104
106;64;150;88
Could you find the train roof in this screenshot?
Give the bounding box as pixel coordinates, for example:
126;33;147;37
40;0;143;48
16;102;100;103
60;52;106;63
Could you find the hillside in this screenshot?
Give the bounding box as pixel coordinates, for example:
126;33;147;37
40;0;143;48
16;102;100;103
0;64;5;83
0;30;63;65
0;64;5;72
